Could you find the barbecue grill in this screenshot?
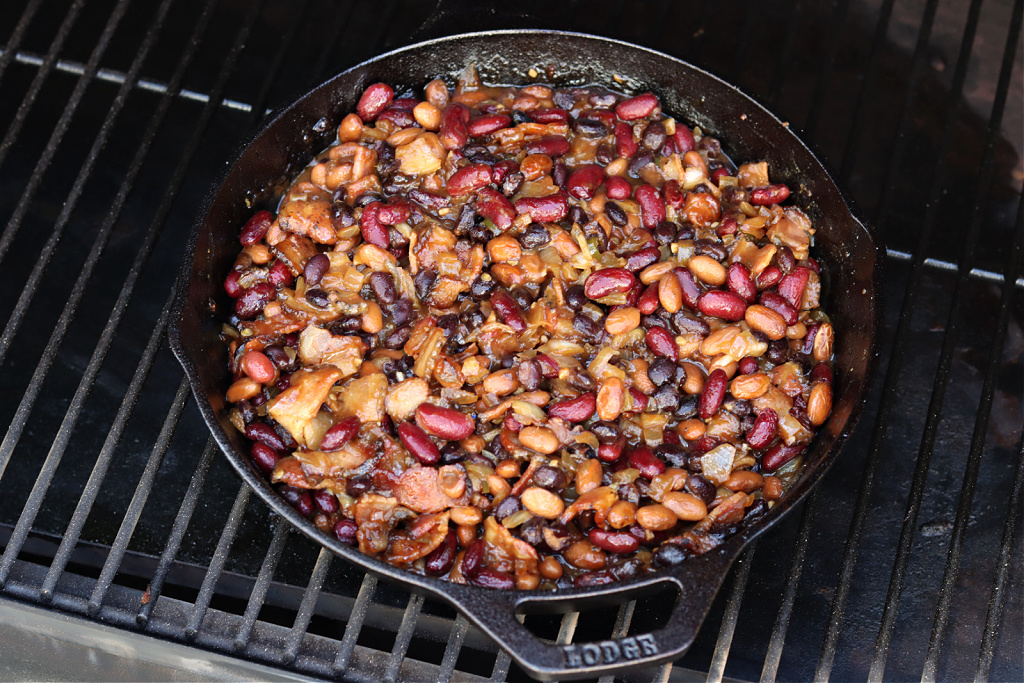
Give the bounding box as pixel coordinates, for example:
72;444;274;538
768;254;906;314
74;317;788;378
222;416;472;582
0;0;1020;681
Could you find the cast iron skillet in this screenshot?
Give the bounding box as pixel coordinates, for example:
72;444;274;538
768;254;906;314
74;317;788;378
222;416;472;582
169;30;881;680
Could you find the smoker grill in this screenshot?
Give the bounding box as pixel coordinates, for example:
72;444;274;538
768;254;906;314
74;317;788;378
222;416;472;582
0;0;1020;681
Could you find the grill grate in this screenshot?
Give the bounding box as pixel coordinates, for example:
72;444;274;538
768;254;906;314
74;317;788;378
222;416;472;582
0;0;1020;681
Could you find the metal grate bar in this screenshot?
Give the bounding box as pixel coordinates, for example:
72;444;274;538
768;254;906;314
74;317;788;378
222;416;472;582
0;0;85;170
68;373;187;598
801;0;850;137
837;0;896;183
556;611;579;645
439;614;470;682
975;432;1024;682
333;572;378;674
384;593;426;683
184;484;252;640
0;0;214;483
0;0;43;85
135;438;217;625
488;614;522;683
884;249;1024;288
922;195;1024;682
39;286;177;601
282;547;333;664
759;492;817;683
598;601;636;683
763;0;804;107
0;0;134;269
814;0;990;674
866;4;1021;678
706;544;756;683
867;0;939;235
232;522;291;651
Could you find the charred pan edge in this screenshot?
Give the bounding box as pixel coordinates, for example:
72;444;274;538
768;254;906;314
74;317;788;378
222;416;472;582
170;29;881;679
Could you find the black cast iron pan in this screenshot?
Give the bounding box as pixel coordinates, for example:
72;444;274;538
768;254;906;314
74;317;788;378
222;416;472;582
169;29;882;680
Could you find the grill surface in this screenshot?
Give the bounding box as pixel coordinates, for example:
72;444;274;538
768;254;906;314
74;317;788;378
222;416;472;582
0;0;1020;681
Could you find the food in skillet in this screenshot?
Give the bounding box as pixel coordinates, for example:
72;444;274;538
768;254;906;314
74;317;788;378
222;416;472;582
220;68;835;590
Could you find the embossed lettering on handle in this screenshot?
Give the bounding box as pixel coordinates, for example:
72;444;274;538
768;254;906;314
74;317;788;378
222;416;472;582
561;634;659;667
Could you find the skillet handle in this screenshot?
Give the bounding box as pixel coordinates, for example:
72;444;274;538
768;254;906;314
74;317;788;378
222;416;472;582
449;546;741;681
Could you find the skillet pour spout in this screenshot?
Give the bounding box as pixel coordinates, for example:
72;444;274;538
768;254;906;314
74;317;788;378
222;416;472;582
170;30;881;680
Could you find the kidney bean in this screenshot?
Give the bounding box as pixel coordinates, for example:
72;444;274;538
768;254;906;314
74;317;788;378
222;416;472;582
490;290;527;333
438;103;470;150
675;269;702;311
446;163;493;197
699;368;728;419
524;135;570;157
359;202;389;247
408;188;450;211
470;568;516;589
241;350;276;384
468;113;511;136
548;392;597;423
776;245;796;273
398;422;440;464
356;82;393;121
612;121;638;159
244;422;286;452
313;489;340;515
777;267;811;307
584;267;635;299
239;210;272;246
302;253;329;287
589;529;640;554
460;539;485;579
224;270;247;299
514;193;568;223
421;529;458;576
604;175;632;201
737;356;759;375
333;519;358;546
532;353;558;379
471;187;513;230
602;202;626;228
672;124;695;153
634;184;665;229
726;263;757;303
615;92;658;120
696;290;746;321
750;183;791;205
234;283;276;320
760;291;798;325
746;408;778;450
566;164;605;200
279;485;313;517
762;442;804;471
575;118;608;138
756;265;783;290
529;107;569;124
643;325;678;361
415;404;475;441
811;362;833;384
250;441;281;475
629;447;666;479
265;261;292;288
636;283;659;315
320;416;361;451
657;180;683;210
624;246;660;273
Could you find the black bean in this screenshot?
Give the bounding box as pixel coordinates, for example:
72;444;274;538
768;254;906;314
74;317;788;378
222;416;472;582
767;339;789;364
573;313;603;341
518;359;542;391
518;517;546;546
439;443;466;464
654;220;678;245
510;287;533;310
469;224;492;244
552;160;568;190
333;519;358;545
652;384;680;411
460;308;485;329
595;143;616;166
493;496;522;521
392;297;414;326
520;224;550;248
263;345;297;372
532;466;568;491
647;357;676;386
237;399;257;424
724;398;752;417
675;394;699;419
574;118;608;137
330;202;356;230
305;287;330;308
694;239;728;261
676;223;695;240
383;325;412;349
413;269;436;300
333;315;363;333
501;170;524;196
605;201;628;227
354;192;382;208
653;543;688;567
567;369;597;391
698;135;722;157
641;121;667;151
627;151;654;176
565;284;588;311
436;314;459;338
369;271;397;304
656;443;688;468
569;205;588;226
744;499;770;525
346;474;371;498
591;421;620;444
777;245;796;273
511;109;532;125
672;311;710;336
686;474;716;504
